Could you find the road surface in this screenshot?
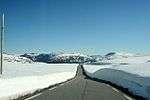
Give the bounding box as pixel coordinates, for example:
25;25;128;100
26;65;134;100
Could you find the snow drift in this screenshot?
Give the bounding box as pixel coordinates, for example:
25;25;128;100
84;64;150;100
0;54;78;100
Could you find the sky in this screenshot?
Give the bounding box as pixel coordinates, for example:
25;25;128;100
0;0;150;54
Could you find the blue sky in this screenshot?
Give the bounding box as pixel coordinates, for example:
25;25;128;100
1;0;150;54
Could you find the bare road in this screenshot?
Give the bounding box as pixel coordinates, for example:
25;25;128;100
26;65;134;100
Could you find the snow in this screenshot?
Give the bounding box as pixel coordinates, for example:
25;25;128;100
104;55;150;64
112;52;134;57
1;52;150;99
54;53;91;61
83;65;111;73
3;54;32;63
56;53;88;57
84;55;150;100
20;53;92;63
111;63;150;77
0;58;78;100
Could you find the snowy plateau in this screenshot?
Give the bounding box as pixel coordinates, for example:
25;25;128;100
0;54;78;100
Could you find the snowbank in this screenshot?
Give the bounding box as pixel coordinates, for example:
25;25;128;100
0;62;78;100
84;64;150;99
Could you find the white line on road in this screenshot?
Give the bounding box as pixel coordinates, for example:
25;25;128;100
123;94;133;100
25;93;42;100
25;80;71;100
49;87;57;90
111;87;119;92
106;84;120;93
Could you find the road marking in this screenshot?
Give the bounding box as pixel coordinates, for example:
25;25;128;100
106;84;120;93
111;87;119;92
25;93;42;100
106;84;109;86
26;83;65;100
48;82;66;91
123;94;133;100
49;87;57;90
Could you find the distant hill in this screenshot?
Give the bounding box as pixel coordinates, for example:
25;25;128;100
4;52;149;64
3;53;32;63
20;53;93;63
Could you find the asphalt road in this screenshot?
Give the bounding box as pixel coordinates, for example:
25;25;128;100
26;65;134;100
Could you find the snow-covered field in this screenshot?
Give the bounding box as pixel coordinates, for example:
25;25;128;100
84;55;150;100
0;57;78;100
104;55;150;64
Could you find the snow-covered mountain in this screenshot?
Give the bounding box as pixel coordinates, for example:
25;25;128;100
20;53;92;63
3;54;32;63
4;53;102;64
50;53;92;63
104;52;134;60
4;52;150;64
103;52;150;64
20;53;57;63
90;55;103;62
20;53;39;61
